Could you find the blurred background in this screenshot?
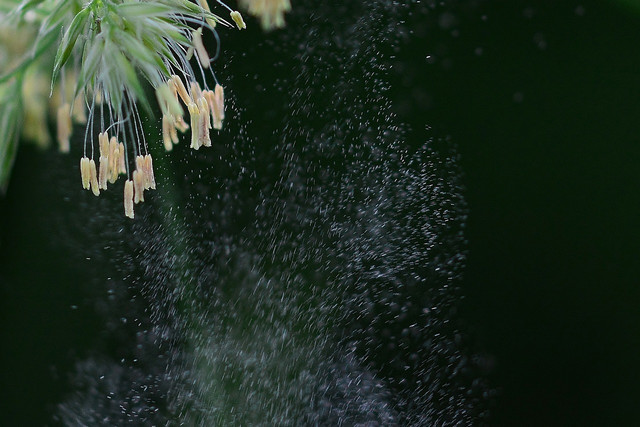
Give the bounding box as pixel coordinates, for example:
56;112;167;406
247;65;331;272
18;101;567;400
418;1;640;425
2;0;640;425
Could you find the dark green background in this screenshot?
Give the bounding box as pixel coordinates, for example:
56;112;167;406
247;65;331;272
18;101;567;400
2;0;640;425
417;1;640;425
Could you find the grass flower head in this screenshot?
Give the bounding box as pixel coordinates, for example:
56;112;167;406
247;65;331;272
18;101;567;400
0;0;245;217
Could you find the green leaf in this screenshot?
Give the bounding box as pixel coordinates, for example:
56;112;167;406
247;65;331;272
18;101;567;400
39;0;72;34
76;34;104;95
51;6;91;89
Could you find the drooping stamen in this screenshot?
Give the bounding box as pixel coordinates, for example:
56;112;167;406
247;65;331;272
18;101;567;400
175;115;189;133
89;159;100;196
98;132;110;190
190;81;203;102
124;180;134;219
214;84;225;121
198;0;218;28
108;136;119;183
144;154;156;190
133;169;144;203
172;75;192;106
80;157;90;189
156;82;183;118
206;84;225;130
98;132;109;158
98;156;108;190
192;27;210;69
230;11;246;29
170;118;179;143
118;142;127;175
162;115;173;151
197;96;211;147
135;156;147;190
188;102;201;150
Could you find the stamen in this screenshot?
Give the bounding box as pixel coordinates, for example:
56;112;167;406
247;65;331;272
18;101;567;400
175;115;189;133
170;119;179;144
192;28;210;69
133;169;144;203
136;155;149;190
80;157;90;189
171;75;192;106
108;136;119;183
206;84;225;130
214;84;225;121
190;81;203;102
124;180;134;219
144;154;156;190
197;97;211;147
98;156;108;190
238;0;291;30
162;115;173;151
156;82;183;117
188;102;201;150
98;132;109;158
198;0;218;28
98;132;110;189
118;142;127;174
89;159;100;196
230;11;246;30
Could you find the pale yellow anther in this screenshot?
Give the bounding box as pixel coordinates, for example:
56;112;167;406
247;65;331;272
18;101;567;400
230;10;246;30
167;78;178;99
98;132;109;158
238;0;291;30
171;75;192;106
56;103;72;153
136;155;150;190
144;154;156;190
170;119;179;143
214;84;225;121
80;157;90;189
89;159;100;196
162;115;173;151
174;115;189;133
192;27;210;69
197;0;217;27
108;136;119;183
197;97;211;147
118;142;127;174
190;81;203;102
98;156;108;190
206;84;225;130
188;102;201;150
124;180;134;219
185;45;194;61
156;82;183;117
204;90;218;129
133;170;144;203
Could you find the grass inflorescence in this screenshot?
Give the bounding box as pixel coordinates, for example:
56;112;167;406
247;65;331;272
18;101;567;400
0;0;246;217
